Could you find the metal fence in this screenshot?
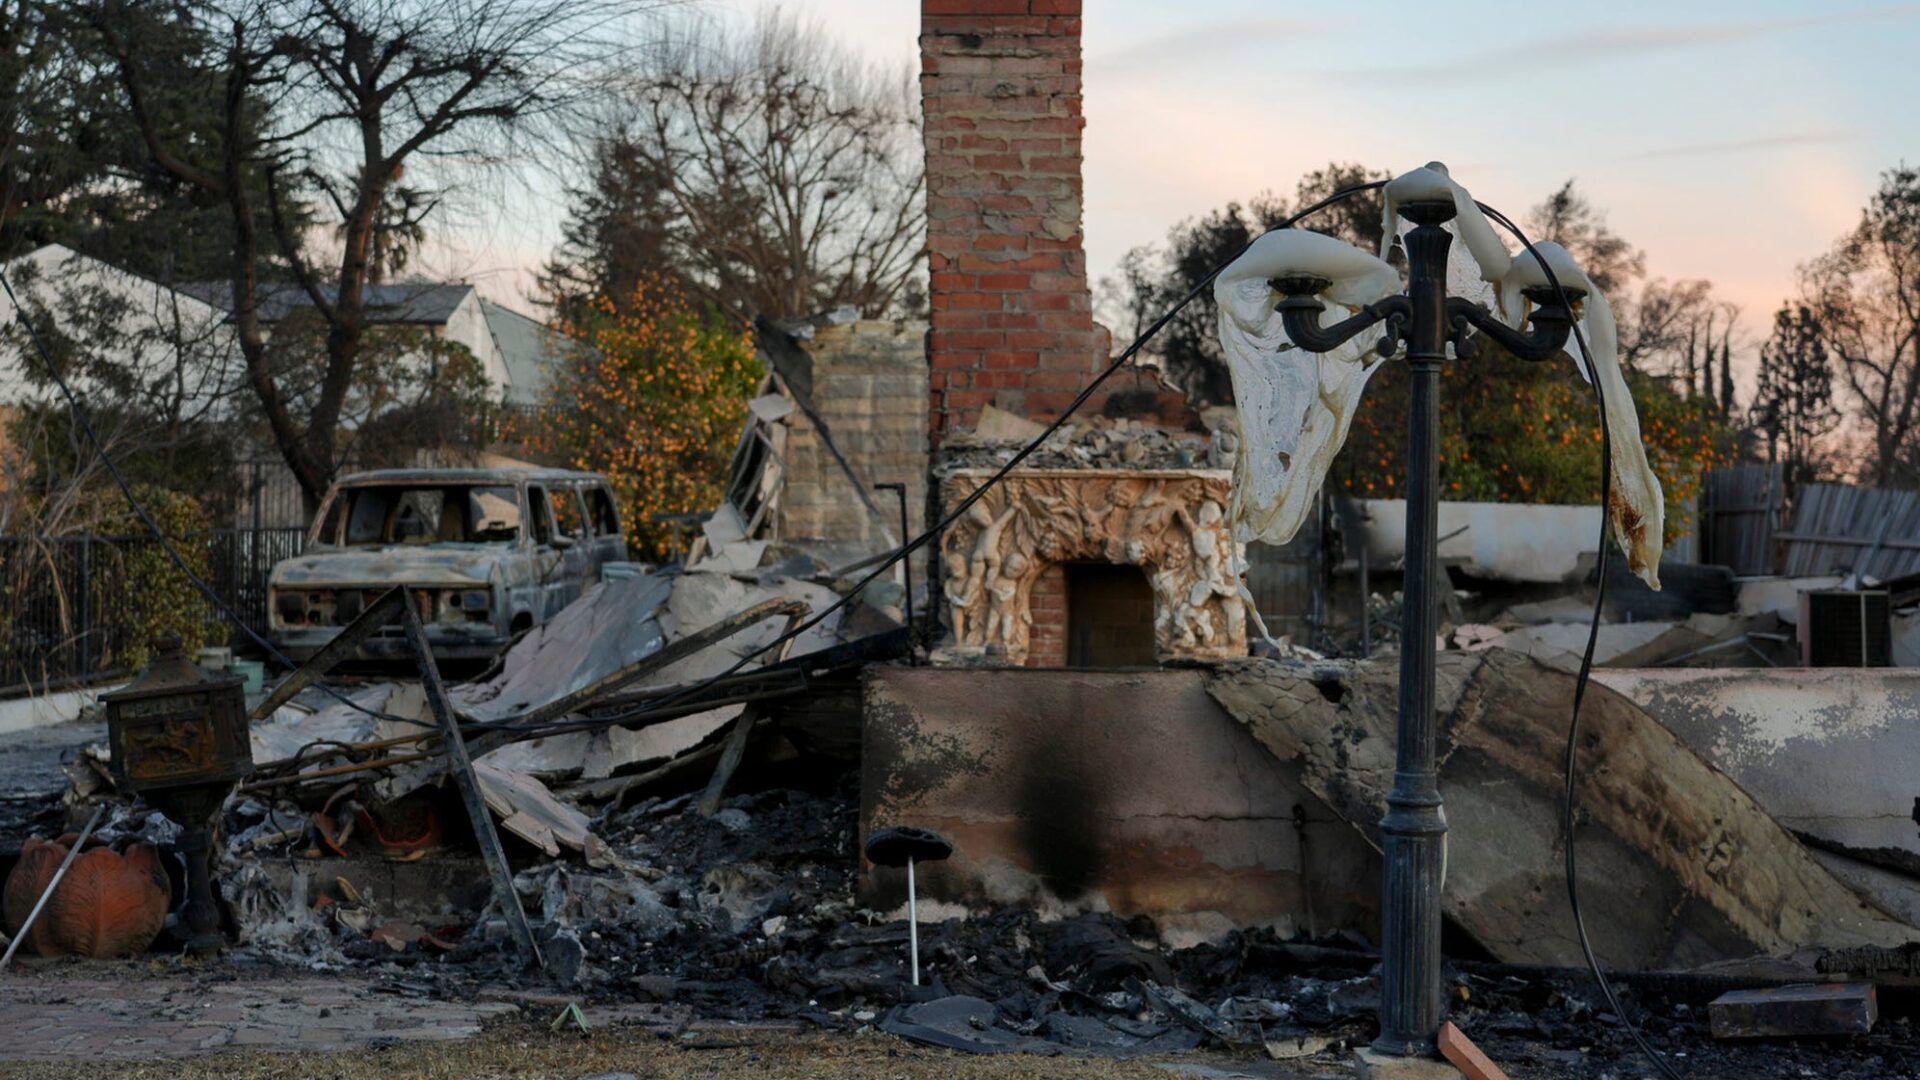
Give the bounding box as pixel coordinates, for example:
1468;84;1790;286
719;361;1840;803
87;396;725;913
1780;483;1920;581
0;527;306;693
1244;495;1330;648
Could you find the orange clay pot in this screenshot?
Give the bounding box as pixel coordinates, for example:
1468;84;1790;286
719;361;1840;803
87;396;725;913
3;834;171;958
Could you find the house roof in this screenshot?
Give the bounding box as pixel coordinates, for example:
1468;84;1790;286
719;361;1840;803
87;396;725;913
179;280;477;324
482;299;582;407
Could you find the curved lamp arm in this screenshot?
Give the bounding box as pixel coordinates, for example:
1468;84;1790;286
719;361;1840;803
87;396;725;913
1271;275;1414;357
1445;285;1585;362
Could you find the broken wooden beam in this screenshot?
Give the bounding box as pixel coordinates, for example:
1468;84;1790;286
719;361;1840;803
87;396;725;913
1438;1021;1509;1080
1709;982;1877;1039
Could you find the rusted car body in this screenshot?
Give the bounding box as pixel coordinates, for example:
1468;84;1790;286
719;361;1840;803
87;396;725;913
268;467;628;661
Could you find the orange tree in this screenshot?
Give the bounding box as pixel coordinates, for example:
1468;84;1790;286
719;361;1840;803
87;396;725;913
1332;347;1731;546
517;278;759;560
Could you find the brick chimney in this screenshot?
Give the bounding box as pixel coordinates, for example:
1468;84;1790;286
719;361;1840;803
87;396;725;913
920;0;1110;444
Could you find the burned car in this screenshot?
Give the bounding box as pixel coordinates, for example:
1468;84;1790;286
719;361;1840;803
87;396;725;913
268;467;628;660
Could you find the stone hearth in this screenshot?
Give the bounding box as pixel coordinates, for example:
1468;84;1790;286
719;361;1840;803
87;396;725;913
937;468;1246;666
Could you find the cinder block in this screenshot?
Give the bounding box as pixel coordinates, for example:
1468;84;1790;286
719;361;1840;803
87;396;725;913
1709;983;1877;1039
1352;1047;1464;1080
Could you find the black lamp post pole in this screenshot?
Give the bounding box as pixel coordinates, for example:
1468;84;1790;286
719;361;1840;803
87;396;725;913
1270;184;1581;1059
1373;198;1456;1056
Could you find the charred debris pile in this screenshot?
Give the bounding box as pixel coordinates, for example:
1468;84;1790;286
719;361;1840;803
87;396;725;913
6;552;1920;1076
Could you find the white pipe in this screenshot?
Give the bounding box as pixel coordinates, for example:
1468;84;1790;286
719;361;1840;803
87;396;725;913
907;856;919;986
2;805;106;969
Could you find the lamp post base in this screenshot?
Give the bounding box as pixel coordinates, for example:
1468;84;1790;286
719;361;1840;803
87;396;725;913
1351;1047;1465;1080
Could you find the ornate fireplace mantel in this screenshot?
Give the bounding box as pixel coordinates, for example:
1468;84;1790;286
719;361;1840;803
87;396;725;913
936;468;1246;665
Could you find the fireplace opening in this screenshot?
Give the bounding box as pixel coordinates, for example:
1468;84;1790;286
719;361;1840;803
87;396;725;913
1065;562;1158;669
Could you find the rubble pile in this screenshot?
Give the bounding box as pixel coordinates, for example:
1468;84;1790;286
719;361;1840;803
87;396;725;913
196;773;1915;1077
938;411;1226;473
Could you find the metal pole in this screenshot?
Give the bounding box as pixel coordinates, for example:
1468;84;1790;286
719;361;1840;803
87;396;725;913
907;855;920;986
402;603;543;969
1373;204;1454;1057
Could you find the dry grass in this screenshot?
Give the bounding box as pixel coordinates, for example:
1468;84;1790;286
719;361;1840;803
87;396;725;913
6;1020;1309;1080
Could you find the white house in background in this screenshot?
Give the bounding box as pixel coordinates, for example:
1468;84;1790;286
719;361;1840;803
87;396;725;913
0;243;241;410
0;244;569;410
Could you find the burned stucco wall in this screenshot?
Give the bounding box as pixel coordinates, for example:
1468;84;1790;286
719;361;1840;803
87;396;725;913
1595;667;1920;858
859;667;1376;943
775;319;929;576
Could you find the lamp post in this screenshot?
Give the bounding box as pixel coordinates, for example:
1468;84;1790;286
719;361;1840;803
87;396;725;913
1270;193;1582;1058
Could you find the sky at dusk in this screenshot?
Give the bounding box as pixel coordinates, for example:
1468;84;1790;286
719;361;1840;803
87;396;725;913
431;1;1920;365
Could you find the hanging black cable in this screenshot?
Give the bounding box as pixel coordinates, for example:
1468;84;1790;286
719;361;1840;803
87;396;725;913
1477;200;1686;1080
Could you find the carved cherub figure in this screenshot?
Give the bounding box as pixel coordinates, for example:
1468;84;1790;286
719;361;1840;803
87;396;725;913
944;549;981;644
986;551;1031;655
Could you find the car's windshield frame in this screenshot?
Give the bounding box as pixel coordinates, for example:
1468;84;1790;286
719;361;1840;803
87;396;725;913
310;483;528;548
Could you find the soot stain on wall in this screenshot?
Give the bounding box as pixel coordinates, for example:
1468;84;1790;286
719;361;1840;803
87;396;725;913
1013;740;1106;901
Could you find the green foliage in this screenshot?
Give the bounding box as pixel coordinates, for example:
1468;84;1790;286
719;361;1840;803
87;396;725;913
90;483;214;670
1331;348;1732;543
0;0;299;276
515;279;760;561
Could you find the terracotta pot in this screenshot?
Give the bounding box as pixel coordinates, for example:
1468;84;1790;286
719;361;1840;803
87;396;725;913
3;834;171;958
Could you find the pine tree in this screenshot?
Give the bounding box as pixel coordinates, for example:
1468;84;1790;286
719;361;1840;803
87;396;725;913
1751;304;1838;488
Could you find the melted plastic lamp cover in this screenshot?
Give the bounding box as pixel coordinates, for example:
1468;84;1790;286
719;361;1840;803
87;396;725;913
1379;162;1511;286
1499;241;1666;588
1212;164;1667;590
1213;233;1399;547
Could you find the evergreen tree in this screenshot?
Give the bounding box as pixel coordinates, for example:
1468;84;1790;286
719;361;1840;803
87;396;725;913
1751;304;1838;488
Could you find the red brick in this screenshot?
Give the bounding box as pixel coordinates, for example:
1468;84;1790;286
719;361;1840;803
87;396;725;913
942;389;994;409
1005;329;1060;350
922;0;1030;16
974;233;1029;251
1032;0;1079;13
976;273;1031;291
983;312;1040;329
941;330;1005;350
1024;369;1093;390
930;271;974;292
1011;253;1063;272
983;350;1041;369
1026;155;1080;174
945;293;1004;311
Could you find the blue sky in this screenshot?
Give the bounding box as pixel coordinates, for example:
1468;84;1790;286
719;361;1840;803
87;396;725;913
437;1;1920;358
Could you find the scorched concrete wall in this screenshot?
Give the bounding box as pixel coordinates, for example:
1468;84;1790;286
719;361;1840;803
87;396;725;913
860;666;1374;943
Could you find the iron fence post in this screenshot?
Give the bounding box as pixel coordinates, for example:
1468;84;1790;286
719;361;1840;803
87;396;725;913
79;535;93;675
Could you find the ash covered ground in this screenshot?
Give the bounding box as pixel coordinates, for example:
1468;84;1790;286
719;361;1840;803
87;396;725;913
191;770;1919;1079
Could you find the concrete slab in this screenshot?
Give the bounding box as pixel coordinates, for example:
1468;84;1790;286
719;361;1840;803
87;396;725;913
860;668;1375;943
1351;1047;1464;1079
0;684;116;736
1209;652;1915;968
1595;667;1920;857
